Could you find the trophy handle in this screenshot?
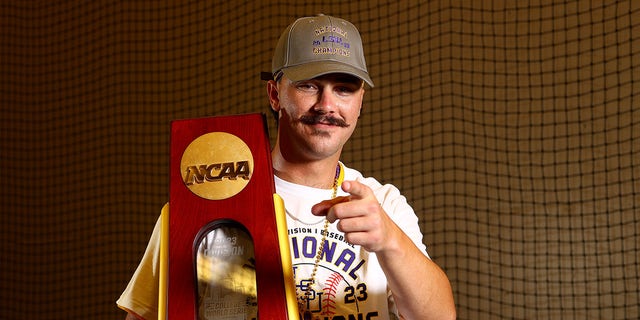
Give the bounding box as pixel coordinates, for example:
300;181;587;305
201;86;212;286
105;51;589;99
158;203;169;320
274;194;300;319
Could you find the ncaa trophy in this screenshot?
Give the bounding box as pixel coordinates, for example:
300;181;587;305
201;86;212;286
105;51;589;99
159;113;298;319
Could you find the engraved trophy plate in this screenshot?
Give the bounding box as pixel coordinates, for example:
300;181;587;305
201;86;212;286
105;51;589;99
195;221;257;320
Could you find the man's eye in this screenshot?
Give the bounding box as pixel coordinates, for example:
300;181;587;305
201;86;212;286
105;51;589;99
336;86;357;94
297;83;317;91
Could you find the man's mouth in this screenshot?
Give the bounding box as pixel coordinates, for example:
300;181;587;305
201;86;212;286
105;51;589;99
299;114;350;128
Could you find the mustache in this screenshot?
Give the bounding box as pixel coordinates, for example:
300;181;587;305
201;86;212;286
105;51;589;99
299;114;350;128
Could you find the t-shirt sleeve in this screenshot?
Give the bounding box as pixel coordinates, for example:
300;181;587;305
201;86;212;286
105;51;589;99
116;204;166;320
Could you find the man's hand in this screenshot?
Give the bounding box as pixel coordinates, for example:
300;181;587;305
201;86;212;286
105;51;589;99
311;180;400;253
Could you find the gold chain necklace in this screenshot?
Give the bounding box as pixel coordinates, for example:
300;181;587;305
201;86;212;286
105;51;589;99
299;163;341;319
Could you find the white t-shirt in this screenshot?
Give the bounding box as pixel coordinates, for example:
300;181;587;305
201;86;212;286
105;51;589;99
117;163;428;320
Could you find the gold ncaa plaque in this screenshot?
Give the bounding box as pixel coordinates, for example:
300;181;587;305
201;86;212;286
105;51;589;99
180;132;253;200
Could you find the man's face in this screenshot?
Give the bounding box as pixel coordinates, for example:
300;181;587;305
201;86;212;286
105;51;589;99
269;73;365;162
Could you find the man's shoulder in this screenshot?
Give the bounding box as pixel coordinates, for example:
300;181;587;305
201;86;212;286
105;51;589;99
342;164;399;194
341;163;365;180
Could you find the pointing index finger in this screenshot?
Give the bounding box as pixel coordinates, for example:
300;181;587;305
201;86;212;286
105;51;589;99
340;180;368;199
311;196;350;217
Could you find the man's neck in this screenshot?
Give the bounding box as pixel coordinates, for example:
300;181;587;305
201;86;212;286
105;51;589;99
272;152;340;189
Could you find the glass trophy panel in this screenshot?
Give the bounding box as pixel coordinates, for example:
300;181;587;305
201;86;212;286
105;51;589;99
195;222;257;320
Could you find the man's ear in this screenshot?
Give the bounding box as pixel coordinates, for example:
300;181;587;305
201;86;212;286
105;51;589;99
267;80;280;113
358;87;365;118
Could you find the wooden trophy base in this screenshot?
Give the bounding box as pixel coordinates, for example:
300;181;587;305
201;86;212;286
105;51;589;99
159;113;297;319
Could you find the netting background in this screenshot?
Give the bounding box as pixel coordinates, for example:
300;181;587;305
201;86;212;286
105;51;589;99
1;1;638;319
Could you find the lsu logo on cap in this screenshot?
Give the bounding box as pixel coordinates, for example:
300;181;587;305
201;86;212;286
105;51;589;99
180;132;253;200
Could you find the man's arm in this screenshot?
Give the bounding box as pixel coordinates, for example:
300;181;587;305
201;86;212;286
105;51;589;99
313;180;456;320
375;224;456;319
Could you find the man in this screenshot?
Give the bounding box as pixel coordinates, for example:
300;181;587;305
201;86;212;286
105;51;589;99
118;14;455;320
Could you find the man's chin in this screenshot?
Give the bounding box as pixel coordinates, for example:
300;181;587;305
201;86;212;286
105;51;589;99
309;128;333;138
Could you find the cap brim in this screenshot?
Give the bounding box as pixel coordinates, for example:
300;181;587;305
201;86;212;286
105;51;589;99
281;61;374;87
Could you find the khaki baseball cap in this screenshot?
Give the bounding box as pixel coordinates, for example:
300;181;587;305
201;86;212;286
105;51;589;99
271;14;374;87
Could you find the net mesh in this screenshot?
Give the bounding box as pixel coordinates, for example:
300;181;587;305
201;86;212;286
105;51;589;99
1;1;638;319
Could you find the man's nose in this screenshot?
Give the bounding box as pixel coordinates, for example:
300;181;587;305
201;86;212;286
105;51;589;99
314;89;337;114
